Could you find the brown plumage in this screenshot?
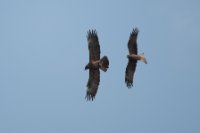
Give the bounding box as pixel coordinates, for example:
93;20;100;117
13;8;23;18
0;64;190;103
125;28;147;88
85;29;109;101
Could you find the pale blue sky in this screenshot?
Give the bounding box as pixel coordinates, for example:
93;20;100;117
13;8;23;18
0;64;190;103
0;0;200;133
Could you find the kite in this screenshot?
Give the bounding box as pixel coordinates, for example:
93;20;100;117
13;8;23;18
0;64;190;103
85;30;109;101
125;28;147;88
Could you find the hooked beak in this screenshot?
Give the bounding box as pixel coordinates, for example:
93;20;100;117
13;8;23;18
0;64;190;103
85;65;89;70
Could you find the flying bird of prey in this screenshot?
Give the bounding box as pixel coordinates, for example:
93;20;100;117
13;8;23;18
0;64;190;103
85;30;109;101
125;28;147;88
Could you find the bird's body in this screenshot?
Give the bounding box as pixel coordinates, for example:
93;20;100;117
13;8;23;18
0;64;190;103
127;53;147;64
85;61;100;70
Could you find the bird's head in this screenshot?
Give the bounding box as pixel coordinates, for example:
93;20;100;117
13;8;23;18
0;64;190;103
85;64;89;70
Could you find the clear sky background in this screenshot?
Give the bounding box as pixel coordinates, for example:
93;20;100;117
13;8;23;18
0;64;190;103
0;0;200;133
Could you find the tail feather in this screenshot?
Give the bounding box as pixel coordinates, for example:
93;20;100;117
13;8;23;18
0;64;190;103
99;56;109;72
140;53;147;64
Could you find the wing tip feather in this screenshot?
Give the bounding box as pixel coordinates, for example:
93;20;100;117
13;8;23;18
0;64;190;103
125;79;133;88
130;27;139;37
87;29;98;41
85;93;95;101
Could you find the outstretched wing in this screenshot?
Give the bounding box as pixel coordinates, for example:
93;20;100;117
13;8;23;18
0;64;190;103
86;29;101;101
125;28;139;88
86;69;100;101
87;30;100;62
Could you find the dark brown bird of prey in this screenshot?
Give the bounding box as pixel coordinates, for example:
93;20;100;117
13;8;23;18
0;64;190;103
85;30;109;101
125;28;147;88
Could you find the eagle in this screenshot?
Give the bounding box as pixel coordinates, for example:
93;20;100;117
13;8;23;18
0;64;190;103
125;28;147;88
85;29;109;101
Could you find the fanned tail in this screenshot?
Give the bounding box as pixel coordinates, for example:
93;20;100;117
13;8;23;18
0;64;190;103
99;56;109;72
139;53;147;64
